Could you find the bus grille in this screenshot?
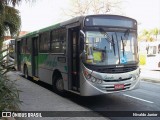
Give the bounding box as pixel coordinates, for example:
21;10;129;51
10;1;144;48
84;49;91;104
103;77;132;82
105;83;131;92
97;66;137;73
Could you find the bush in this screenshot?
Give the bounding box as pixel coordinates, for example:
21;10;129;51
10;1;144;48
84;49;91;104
0;49;21;112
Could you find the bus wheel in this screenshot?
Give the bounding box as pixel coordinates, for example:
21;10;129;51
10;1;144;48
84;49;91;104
53;75;64;94
24;66;28;79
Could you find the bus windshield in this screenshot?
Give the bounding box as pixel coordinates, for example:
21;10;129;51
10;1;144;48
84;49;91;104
83;31;138;65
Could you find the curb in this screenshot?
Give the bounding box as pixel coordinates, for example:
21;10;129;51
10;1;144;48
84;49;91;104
141;77;160;83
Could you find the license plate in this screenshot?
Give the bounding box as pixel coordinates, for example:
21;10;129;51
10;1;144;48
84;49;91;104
114;84;124;90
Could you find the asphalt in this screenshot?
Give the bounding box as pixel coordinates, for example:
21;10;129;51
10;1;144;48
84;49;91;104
2;66;160;120
140;66;160;83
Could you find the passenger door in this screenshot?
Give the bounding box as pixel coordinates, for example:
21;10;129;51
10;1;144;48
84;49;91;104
68;27;80;92
32;37;38;77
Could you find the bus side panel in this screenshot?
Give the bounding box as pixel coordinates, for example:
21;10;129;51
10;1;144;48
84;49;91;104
37;54;69;90
37;53;51;84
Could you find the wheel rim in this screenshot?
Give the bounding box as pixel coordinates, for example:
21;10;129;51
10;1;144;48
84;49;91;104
56;78;64;91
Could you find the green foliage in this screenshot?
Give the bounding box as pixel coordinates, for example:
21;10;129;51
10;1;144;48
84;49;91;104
0;49;21;112
0;0;35;7
0;2;21;49
138;28;160;42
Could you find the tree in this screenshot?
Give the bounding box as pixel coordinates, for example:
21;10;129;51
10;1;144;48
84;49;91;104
150;28;159;41
0;3;21;48
1;0;21;6
138;29;160;42
0;0;34;6
63;0;123;17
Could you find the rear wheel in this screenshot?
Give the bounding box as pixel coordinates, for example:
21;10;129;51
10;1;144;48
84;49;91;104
53;75;64;94
24;65;28;79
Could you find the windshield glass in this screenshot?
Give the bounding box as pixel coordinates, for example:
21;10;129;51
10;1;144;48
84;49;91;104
83;31;138;65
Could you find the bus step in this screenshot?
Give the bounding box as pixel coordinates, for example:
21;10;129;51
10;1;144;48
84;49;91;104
72;87;80;92
68;90;80;95
33;76;39;81
72;86;77;91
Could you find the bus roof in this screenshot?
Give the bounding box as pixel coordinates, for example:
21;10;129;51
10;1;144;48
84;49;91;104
18;14;137;39
18;16;84;39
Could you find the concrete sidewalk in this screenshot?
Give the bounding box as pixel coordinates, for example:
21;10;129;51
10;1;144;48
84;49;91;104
5;72;109;120
140;66;160;83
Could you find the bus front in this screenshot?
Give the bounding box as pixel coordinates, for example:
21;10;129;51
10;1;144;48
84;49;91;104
80;15;140;96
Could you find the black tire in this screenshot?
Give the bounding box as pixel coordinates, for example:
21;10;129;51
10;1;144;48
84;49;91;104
53;75;65;95
24;65;29;79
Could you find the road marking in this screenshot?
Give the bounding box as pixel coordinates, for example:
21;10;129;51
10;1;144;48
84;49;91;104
123;94;154;104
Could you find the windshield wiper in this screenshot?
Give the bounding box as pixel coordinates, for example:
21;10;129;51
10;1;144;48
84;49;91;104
99;28;112;44
99;28;116;56
124;28;130;39
112;35;116;56
121;36;125;57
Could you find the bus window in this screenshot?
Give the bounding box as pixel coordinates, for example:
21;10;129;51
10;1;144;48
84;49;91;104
39;31;50;53
51;29;66;54
26;38;32;54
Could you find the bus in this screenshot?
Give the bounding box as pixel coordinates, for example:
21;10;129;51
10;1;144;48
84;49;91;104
15;14;140;96
2;39;15;67
146;41;160;70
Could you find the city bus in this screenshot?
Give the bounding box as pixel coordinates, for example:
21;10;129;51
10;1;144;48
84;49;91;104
2;39;15;67
15;14;140;96
146;41;160;70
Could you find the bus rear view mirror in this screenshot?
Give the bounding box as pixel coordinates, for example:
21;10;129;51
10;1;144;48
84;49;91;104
80;30;85;37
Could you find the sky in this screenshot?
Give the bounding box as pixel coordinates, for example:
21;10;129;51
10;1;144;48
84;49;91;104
16;0;160;32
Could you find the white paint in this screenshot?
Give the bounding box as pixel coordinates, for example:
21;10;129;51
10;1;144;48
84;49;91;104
123;94;154;104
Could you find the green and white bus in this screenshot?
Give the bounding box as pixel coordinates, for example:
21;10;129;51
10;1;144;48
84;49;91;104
15;14;140;96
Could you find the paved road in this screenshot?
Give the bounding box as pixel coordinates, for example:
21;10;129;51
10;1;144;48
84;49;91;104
62;80;160;120
7;72;160;120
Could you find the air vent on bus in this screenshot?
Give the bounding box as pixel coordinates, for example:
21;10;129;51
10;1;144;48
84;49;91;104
103;77;132;82
97;66;137;73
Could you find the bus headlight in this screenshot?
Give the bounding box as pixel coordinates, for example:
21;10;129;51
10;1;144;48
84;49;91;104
91;77;97;83
83;71;102;84
96;79;102;84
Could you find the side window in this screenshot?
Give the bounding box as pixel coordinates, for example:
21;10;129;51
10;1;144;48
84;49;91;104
39;31;50;52
21;38;26;53
51;29;66;53
26;38;32;54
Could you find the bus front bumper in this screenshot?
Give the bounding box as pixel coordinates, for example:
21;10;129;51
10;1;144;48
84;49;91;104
80;74;140;96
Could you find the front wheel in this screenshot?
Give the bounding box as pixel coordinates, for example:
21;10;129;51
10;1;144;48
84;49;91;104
53;76;65;95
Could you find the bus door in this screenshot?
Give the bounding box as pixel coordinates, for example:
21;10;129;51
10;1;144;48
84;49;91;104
32;37;38;77
17;41;21;71
68;27;80;92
